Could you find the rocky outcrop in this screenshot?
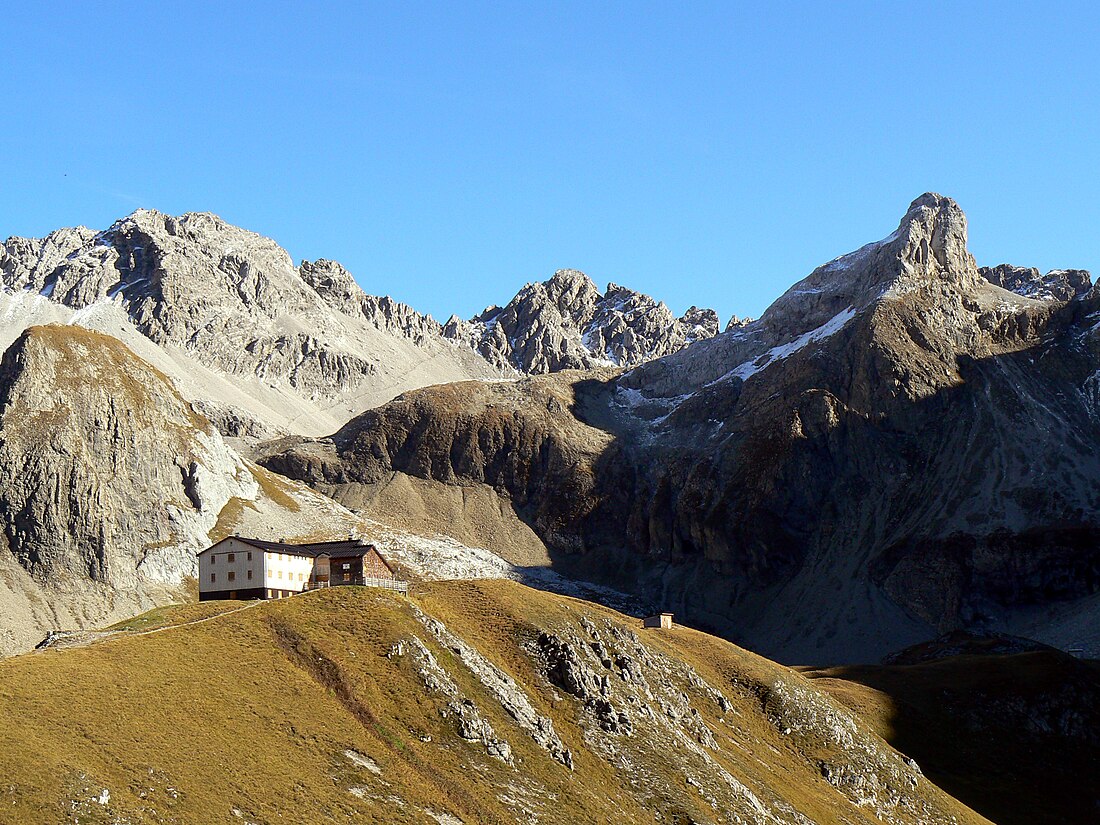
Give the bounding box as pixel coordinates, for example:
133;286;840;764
264;194;1100;663
0;324;379;654
0;325;254;588
298;258;445;344
979;263;1091;301
412;604;572;767
725;314;753;331
442;269;720;373
189;399;286;442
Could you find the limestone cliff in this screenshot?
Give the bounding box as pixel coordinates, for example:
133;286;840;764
0;325;373;654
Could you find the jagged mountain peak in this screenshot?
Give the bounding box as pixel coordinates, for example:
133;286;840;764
759;192;978;336
620;191;1082;404
979;263;1092;301
112;206;249;232
5;208;732;397
268;192;1100;668
297;257;444;342
547;267;597;289
1;210;501;437
893;191;977;280
442;268;722;373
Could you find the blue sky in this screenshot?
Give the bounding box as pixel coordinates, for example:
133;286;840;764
2;2;1097;324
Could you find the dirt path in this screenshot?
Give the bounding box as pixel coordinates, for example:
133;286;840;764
32;599;268;653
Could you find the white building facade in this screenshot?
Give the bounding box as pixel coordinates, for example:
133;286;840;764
196;536;403;601
198;537;314;600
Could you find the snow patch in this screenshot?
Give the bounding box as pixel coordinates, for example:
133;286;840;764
107;277;149;300
709;306;856;385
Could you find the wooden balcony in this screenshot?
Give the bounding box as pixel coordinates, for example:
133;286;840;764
303;576;409;595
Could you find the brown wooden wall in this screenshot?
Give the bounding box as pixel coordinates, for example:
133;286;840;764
362;547;394;579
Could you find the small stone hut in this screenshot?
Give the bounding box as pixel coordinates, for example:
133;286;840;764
643;612;674;629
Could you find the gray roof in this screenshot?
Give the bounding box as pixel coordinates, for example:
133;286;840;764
202;537;394;572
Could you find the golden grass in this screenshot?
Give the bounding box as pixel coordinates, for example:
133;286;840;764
208;496;259;542
0;582;993;825
248;464;302;512
104;601;243;632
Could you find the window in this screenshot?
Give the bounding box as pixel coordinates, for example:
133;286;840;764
247;552;252;561
210;573;216;583
278;570;283;579
247;570;253;580
211;555;216;564
227;553;235;562
298;572;303;581
342;563;351;570
228;571;236;582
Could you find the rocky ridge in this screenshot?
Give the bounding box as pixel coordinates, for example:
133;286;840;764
0;210;501;436
442;268;721;373
979;263;1091;302
2;213;721;436
0;207;722;653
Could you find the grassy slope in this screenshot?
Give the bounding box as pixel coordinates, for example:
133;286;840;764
0;581;989;825
803;653;1100;825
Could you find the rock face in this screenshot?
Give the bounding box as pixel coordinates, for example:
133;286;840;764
441;269;720;373
258;374;617;557
298;258;446;344
979;263;1091;301
1;213;723;435
0;210;501;436
0;325;252;588
0;209;727;652
0;324;376;654
264;194;1100;663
